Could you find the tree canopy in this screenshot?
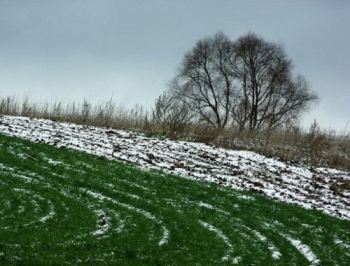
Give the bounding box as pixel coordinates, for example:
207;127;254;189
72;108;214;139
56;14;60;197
169;32;318;132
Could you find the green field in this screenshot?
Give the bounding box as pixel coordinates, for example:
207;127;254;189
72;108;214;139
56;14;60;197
0;133;349;265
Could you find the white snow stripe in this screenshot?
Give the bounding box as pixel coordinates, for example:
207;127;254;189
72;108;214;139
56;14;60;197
39;206;55;222
253;230;282;259
283;235;320;265
197;201;231;215
198;220;241;263
158;226;170;246
86;190;156;220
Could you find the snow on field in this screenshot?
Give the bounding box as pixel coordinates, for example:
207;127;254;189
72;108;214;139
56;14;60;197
0;115;349;220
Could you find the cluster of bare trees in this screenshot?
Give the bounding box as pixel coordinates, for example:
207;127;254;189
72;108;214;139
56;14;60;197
154;32;318;135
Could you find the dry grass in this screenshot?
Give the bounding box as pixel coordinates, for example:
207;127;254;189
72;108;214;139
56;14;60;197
1;93;349;171
0;94;148;130
212;126;350;171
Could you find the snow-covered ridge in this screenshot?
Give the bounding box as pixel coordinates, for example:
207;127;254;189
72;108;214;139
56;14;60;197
0;115;349;220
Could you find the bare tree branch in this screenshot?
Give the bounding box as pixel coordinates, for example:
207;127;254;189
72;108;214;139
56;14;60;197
169;32;235;133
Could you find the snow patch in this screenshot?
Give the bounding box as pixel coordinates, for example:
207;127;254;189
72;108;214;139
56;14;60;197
1;115;349;220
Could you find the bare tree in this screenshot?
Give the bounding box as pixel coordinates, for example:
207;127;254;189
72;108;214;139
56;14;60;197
231;32;318;131
169;32;235;133
152;92;192;136
170;31;318;133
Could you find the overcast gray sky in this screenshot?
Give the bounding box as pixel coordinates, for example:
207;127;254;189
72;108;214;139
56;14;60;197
0;0;349;131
